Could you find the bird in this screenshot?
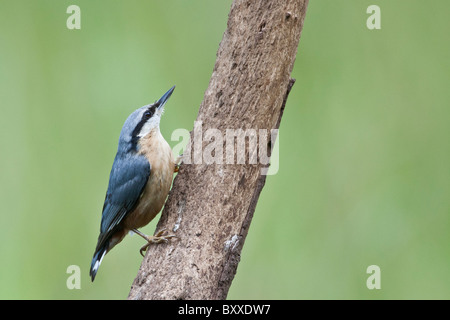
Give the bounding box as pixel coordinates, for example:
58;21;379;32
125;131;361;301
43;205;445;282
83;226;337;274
90;86;179;282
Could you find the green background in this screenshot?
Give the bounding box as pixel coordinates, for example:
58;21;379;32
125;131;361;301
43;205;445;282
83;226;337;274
0;0;449;299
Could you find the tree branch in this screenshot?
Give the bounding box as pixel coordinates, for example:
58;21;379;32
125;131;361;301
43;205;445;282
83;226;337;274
128;0;308;300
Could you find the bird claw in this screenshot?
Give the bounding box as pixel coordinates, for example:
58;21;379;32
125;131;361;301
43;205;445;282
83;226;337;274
174;155;183;173
139;228;177;257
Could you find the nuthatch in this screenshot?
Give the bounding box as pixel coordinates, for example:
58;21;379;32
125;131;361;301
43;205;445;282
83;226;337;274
90;86;178;281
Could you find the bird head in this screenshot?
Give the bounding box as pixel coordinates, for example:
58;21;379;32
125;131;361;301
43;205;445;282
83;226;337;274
117;86;175;152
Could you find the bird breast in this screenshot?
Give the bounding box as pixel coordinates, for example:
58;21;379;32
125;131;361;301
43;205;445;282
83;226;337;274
123;129;175;230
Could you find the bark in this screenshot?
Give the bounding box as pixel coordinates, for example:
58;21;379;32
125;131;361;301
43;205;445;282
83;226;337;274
128;0;308;300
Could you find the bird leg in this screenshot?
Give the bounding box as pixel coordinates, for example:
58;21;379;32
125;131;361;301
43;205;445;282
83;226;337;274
132;228;177;257
174;155;183;173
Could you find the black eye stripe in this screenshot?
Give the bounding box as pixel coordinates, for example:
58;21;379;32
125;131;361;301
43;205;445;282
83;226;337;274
143;105;157;119
129;105;158;152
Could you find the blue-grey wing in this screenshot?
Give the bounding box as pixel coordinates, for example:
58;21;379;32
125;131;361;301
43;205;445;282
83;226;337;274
96;153;150;250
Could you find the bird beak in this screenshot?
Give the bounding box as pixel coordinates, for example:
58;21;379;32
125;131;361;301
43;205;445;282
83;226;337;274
157;85;175;110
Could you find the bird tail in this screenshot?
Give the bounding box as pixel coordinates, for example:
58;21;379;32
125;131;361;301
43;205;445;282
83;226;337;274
90;244;108;282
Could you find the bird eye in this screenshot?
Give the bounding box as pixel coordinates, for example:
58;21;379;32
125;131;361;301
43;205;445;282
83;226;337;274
143;110;152;119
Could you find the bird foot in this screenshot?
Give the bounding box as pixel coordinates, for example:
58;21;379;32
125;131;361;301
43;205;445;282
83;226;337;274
133;228;177;257
174;155;183;173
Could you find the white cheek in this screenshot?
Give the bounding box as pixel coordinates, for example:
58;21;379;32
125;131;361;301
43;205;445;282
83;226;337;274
138;116;160;137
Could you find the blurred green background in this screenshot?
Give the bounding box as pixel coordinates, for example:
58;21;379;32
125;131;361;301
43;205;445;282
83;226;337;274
0;0;449;299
